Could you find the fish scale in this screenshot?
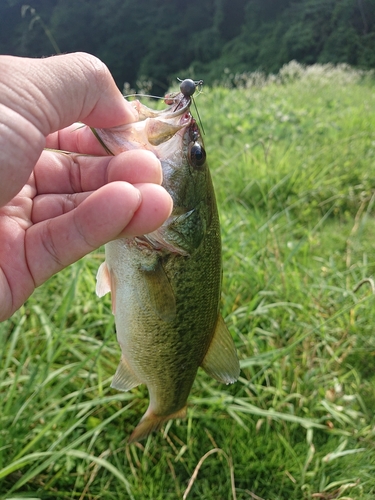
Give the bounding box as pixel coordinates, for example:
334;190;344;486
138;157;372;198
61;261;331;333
95;81;240;442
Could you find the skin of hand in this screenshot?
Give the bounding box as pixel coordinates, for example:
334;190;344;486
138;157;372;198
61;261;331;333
0;52;173;322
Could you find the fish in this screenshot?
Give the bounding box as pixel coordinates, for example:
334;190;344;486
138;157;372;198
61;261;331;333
94;80;240;443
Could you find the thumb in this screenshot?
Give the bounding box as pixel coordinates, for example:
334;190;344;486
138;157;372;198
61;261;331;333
0;53;135;206
2;52;135;133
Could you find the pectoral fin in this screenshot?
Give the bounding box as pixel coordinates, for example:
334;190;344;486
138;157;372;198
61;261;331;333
201;315;240;384
96;262;117;314
111;356;143;392
140;260;176;322
96;262;111;297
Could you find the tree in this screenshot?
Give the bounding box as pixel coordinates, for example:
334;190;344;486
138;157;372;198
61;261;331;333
1;0;375;92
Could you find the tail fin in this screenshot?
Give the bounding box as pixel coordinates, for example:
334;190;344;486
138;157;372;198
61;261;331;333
128;405;187;444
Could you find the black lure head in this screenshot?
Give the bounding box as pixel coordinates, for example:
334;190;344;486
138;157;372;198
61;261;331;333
178;78;204;98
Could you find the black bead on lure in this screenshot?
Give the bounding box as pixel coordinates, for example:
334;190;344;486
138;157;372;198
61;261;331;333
177;78;205;135
178;78;203;97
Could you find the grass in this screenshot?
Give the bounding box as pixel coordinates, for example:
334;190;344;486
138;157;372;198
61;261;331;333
1;62;375;499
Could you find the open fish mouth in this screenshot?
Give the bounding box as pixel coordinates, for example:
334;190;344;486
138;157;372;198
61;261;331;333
128;93;190;123
92;79;203;155
129;78;202;121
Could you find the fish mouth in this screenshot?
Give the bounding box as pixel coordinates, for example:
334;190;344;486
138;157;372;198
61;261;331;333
130;91;192;123
130;91;193;148
91;89;195;156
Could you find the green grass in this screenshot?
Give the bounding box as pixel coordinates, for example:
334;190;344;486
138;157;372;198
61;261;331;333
1;63;375;499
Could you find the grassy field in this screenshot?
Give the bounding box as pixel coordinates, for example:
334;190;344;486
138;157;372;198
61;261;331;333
1;62;375;499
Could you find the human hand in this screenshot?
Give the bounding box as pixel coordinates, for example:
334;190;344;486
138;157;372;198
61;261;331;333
0;53;172;321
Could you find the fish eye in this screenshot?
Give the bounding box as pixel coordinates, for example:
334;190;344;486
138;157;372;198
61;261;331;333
180;79;196;97
188;142;206;168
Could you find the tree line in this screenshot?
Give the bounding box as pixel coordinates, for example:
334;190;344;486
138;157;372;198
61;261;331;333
1;0;374;93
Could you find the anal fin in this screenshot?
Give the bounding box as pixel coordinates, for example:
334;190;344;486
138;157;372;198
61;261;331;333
201;315;240;384
111;356;142;392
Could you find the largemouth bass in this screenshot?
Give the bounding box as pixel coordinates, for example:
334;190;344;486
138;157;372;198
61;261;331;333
95;80;240;443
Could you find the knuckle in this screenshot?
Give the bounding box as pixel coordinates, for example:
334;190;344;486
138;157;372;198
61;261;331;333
67;154;83;193
73;210;97;250
75;52;111;90
62;194;78;214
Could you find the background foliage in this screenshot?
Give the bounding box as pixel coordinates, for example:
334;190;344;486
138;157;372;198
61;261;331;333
1;1;375;498
1;62;375;499
1;0;375;92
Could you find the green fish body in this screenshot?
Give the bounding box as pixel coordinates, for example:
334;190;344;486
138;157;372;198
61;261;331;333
95;87;239;442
